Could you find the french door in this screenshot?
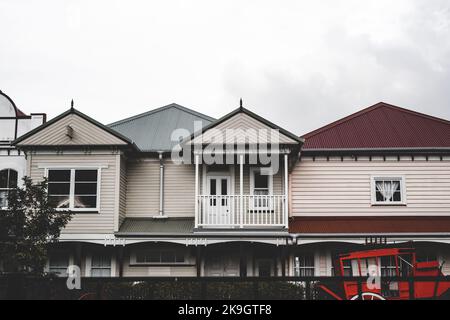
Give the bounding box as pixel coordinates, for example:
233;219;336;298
207;176;231;224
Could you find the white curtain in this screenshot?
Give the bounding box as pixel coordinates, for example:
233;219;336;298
376;181;399;202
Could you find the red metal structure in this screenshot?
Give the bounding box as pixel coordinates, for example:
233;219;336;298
318;248;450;300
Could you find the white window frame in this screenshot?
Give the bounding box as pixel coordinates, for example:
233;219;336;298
293;253;316;277
45;167;102;212
85;253;113;277
371;175;407;206
0;168;19;210
249;167;274;196
249;167;274;210
130;249;187;266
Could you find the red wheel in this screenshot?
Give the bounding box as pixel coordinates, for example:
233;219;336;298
351;293;386;300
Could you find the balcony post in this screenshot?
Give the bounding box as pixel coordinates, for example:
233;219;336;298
195;153;200;228
284;154;289;228
239;154;244;228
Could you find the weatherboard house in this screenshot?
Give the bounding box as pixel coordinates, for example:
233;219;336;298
0;91;45;211
5;98;450;277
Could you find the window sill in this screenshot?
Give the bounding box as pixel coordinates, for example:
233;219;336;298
371;203;407;207
57;210;100;214
130;263;195;267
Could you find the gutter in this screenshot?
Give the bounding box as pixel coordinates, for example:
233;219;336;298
289;233;450;244
115;232;290;238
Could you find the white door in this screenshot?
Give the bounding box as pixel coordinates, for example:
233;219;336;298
207;176;231;225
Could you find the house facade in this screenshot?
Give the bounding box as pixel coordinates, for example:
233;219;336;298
9;99;450;278
0;90;46;210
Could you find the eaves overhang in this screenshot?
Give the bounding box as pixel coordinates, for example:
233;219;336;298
301;147;450;157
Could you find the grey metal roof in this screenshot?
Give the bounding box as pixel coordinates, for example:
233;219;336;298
108;103;215;152
117;218;195;235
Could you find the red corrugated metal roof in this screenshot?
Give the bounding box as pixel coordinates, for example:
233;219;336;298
289;217;450;234
302;102;450;149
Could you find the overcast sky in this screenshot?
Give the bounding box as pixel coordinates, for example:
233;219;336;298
1;0;450;135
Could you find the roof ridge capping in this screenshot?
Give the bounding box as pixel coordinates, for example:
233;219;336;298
13;107;139;150
108;103;215;127
301;101;450;140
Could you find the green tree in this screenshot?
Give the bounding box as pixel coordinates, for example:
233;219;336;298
0;177;73;275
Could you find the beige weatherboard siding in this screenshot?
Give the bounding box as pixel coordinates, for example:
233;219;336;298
126;158;196;218
125;159;160;217
164;161;196;217
29;153;119;233
18;113;127;146
291;156;450;217
191;113;298;145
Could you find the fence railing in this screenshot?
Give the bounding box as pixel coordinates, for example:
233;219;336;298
197;195;287;228
2;276;450;300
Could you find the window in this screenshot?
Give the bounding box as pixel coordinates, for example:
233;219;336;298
294;254;315;276
134;250;185;264
331;259;352;276
254;171;270;196
48;253;69;277
371;176;406;205
91;255;111;277
0;169;18;209
250;168;273;209
47;169;99;211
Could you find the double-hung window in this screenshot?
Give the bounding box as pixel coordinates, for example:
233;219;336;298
371;176;406;205
294;254;315;276
0;169;18;209
90;255;112;277
48;169;100;211
250;168;273;209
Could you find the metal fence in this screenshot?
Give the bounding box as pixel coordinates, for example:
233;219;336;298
1;276;450;300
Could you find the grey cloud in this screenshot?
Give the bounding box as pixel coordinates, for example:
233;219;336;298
1;0;449;135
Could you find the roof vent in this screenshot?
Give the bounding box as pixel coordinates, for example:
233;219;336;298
66;125;74;139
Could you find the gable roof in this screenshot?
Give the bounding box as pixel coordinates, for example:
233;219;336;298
187;106;303;145
108;103;215;152
13;107;137;149
302;102;450;150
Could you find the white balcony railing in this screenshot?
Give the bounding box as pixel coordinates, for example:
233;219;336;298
197;195;287;228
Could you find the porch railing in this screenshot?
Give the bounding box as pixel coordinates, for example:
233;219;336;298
197;195;287;228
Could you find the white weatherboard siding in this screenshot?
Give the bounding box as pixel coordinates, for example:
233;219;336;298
29;153;118;233
191;112;297;145
291;157;450;216
125;159;160;217
164;161;196;217
18;113;127;146
125;159;196;218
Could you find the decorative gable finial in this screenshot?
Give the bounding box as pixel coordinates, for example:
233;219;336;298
240;98;243;109
71;99;74;110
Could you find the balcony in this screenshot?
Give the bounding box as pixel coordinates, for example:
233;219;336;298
196;195;287;228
